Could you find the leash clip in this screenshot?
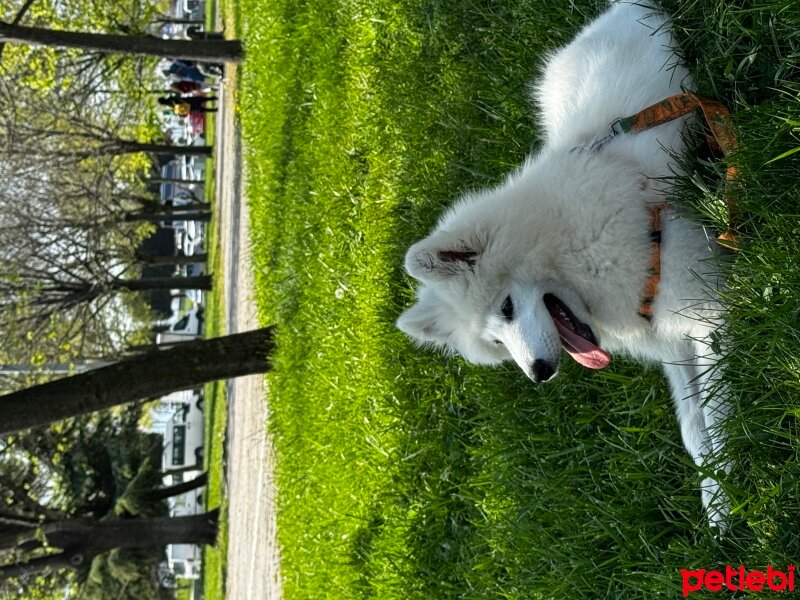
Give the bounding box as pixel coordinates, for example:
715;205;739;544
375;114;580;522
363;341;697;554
579;119;622;153
609;118;624;136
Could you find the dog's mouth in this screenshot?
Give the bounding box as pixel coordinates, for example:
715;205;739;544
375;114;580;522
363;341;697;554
543;294;611;370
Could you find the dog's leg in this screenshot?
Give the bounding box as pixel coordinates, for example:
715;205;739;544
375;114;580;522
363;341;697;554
692;340;730;457
692;339;731;528
662;360;707;459
662;357;728;529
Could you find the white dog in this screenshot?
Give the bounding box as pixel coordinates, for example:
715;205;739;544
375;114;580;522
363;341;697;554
397;2;730;527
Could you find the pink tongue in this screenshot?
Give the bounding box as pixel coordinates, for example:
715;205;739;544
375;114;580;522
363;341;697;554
551;319;612;370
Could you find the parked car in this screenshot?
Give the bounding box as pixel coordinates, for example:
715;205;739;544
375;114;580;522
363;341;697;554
162;396;204;471
166;543;201;580
169;488;204;518
178;0;205;21
161;388;204;416
159;156;205;203
156;306;203;345
161;390;205;581
170;265;206;307
174;221;204;256
182;155;206;182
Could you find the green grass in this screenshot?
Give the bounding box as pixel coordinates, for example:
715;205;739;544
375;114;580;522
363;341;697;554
200;216;225;599
201;200;227;600
200;292;227;600
236;0;800;597
200;376;226;600
174;584;193;600
200;78;227;600
198;2;239;597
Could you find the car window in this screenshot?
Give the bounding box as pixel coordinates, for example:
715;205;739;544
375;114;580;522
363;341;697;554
174;314;190;331
172;425;186;465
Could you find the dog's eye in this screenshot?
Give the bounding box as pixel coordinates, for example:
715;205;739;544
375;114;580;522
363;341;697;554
493;339;502;345
501;295;514;320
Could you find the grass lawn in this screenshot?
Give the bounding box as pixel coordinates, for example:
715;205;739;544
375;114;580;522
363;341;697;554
197;2;232;599
236;0;800;597
200;128;227;600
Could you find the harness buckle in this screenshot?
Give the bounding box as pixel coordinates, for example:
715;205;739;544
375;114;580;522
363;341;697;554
609;118;624;136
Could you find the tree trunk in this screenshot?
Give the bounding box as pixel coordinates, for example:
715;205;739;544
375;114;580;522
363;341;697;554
0;328;273;434
0;510;219;579
48;140;212;160
136;252;208;266
0;0;36;58
146;472;208;502
106;141;213;157
145;176;205;185
123;210;211;223
0;23;243;62
152;18;206;25
112;275;212;291
0;552;74;580
160;463;205;478
141;201;211;213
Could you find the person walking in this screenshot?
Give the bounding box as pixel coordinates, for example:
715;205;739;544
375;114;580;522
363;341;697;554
158;94;218;115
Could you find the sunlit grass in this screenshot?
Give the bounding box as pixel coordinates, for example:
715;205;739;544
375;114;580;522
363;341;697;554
200;227;225;600
200;68;227;600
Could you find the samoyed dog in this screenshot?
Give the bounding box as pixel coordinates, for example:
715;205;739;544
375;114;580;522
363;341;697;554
397;2;730;527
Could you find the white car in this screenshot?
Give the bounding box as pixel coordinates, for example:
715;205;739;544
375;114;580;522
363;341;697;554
156;306;203;345
174;221;204;257
162;399;204;471
166;543;201;580
183;155;206;182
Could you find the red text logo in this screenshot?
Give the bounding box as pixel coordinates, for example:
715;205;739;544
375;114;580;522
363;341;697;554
681;565;795;597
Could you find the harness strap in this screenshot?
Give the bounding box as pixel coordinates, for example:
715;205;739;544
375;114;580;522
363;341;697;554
614;92;740;249
693;96;740;250
612;93;700;135
610;93;739;321
638;203;667;322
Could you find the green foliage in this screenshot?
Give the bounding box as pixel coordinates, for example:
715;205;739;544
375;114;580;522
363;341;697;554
239;0;800;597
2;0;166;99
79;549;162;600
0;408;170;597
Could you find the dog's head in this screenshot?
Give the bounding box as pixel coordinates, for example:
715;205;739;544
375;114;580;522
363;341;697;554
397;199;611;382
396;148;652;381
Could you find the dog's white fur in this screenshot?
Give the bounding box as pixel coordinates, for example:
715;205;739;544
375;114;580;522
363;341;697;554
397;2;730;527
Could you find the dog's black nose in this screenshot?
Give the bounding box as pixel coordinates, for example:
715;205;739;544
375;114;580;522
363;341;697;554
530;359;556;383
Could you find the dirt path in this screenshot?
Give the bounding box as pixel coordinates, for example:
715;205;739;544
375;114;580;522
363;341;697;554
215;66;282;600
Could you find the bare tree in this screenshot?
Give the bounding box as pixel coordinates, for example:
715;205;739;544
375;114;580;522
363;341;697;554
0;22;242;61
0;139;209;350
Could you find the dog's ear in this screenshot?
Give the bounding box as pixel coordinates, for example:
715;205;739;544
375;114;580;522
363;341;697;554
404;232;482;282
396;289;453;345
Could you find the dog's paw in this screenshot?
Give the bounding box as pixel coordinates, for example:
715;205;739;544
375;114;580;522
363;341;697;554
702;477;730;534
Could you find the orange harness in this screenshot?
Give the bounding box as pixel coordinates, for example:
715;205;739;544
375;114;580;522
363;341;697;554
638;203;667;321
603;93;739;322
